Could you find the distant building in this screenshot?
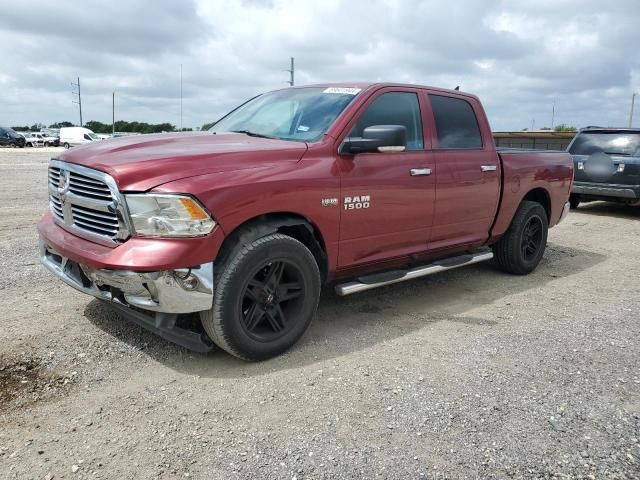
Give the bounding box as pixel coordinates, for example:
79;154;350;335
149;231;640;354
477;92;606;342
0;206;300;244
493;130;576;151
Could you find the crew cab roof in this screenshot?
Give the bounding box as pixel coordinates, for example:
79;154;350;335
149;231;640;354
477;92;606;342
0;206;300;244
280;82;480;100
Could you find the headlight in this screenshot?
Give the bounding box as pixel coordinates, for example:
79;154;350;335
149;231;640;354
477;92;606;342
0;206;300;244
124;194;216;237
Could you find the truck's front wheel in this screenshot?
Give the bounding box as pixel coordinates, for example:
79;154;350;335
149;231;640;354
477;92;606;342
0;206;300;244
492;200;548;275
201;233;321;361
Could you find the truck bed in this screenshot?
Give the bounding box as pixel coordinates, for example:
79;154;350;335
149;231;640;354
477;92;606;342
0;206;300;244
489;149;573;243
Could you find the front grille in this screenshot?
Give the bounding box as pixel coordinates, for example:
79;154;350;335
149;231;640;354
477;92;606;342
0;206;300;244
71;205;120;237
47;160;129;245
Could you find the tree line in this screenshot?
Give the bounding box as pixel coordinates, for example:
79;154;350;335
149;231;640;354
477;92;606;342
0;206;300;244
11;121;193;134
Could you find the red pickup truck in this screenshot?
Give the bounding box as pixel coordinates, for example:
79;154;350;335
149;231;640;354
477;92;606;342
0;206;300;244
38;83;573;360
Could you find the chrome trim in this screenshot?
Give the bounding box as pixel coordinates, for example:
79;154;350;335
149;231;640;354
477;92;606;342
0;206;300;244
335;251;494;296
410;168;432;176
48;159;132;246
39;240;214;314
572;183;638;199
480;165;497;172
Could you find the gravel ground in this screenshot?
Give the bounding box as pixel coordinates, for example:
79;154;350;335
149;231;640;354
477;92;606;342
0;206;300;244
0;149;638;480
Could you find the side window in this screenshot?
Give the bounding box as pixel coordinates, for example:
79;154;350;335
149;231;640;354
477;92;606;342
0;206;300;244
84;134;92;140
429;95;482;149
349;92;423;150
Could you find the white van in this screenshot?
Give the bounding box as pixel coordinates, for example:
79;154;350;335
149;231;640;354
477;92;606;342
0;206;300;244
59;127;100;148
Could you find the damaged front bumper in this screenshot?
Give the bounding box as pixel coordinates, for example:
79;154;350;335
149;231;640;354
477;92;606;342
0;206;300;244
39;240;215;352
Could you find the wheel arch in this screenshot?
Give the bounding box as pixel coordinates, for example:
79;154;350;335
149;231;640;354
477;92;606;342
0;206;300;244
522;187;551;222
217;212;329;282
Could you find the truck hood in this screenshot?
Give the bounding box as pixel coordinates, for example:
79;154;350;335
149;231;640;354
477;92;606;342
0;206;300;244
57;132;308;191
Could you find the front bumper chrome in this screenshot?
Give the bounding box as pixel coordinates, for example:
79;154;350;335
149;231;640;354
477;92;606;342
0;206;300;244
39;241;214;314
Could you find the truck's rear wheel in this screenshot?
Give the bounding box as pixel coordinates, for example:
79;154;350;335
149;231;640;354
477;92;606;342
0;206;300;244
63;142;70;149
492;200;548;275
201;233;320;361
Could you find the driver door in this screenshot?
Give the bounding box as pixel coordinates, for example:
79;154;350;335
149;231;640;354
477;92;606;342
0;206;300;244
337;89;435;267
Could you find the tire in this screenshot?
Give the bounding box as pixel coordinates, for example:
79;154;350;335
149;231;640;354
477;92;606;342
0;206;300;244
492;200;548;275
201;233;321;361
63;142;70;149
26;142;32;147
569;194;580;210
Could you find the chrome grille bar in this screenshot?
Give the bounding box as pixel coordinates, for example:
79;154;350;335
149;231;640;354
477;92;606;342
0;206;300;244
47;159;131;246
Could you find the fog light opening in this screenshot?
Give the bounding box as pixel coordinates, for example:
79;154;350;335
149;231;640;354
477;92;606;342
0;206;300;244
173;269;199;291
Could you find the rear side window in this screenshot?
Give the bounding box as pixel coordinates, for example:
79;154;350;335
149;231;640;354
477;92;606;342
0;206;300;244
350;92;424;150
569;132;640;156
429;95;482;149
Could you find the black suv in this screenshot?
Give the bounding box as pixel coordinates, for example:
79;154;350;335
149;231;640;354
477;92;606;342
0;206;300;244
0;127;26;148
568;128;640;208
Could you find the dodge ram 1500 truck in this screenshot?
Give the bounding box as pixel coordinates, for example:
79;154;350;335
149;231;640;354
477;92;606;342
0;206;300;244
38;83;573;360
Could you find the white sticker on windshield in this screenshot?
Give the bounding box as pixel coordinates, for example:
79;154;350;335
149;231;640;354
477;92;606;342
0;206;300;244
297;125;310;132
323;87;361;95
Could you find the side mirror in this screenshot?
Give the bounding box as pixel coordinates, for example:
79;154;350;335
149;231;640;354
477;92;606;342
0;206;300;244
341;125;407;154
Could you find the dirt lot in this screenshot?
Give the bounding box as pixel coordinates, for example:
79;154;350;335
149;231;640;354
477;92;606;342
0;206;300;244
0;149;639;479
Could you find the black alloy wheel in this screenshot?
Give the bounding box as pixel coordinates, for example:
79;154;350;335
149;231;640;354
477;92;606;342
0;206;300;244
492;200;549;275
521;215;544;262
240;259;305;342
201;233;321;361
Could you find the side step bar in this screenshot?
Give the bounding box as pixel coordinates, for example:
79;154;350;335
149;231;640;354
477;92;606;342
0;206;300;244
334;250;494;296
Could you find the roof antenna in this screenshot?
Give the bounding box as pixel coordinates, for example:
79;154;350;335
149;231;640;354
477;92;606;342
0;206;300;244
454;85;460;91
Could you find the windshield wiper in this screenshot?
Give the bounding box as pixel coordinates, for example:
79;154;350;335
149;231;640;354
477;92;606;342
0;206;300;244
230;129;276;139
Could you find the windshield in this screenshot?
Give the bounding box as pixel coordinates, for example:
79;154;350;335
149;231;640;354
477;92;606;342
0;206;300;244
569;132;640;156
210;87;361;142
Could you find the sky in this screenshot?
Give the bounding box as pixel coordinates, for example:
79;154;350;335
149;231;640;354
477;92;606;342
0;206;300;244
0;0;638;131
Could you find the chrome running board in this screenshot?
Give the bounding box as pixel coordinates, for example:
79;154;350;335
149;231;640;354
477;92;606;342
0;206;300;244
334;250;494;296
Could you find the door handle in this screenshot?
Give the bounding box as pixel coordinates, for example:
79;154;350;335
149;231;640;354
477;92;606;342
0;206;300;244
410;168;432;176
480;165;497;172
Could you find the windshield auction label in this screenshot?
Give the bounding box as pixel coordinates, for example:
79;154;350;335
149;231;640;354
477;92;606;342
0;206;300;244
323;87;362;95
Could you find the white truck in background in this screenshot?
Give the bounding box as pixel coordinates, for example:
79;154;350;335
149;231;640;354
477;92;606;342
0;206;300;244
59;127;100;148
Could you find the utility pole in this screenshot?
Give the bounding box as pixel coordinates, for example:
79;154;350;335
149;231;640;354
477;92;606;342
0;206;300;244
551;100;555;130
180;64;183;131
71;77;82;127
629;93;636;128
287;57;295;86
112;92;115;136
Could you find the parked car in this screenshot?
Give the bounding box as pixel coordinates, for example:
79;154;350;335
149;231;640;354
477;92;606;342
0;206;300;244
22;132;45;147
38;83;573;360
59;127;100;148
40;132;60;147
0;127;26;147
568;127;640;208
41;128;60;138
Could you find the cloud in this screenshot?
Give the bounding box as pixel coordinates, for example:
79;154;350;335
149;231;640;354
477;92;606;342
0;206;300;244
0;0;638;130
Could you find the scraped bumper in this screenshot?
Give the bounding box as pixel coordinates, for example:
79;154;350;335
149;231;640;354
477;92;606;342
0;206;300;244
39;241;214;314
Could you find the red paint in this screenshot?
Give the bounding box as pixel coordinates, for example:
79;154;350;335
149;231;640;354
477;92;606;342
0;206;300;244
38;83;573;279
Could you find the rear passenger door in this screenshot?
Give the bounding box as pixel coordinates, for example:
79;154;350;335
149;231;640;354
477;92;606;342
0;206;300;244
426;93;501;250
